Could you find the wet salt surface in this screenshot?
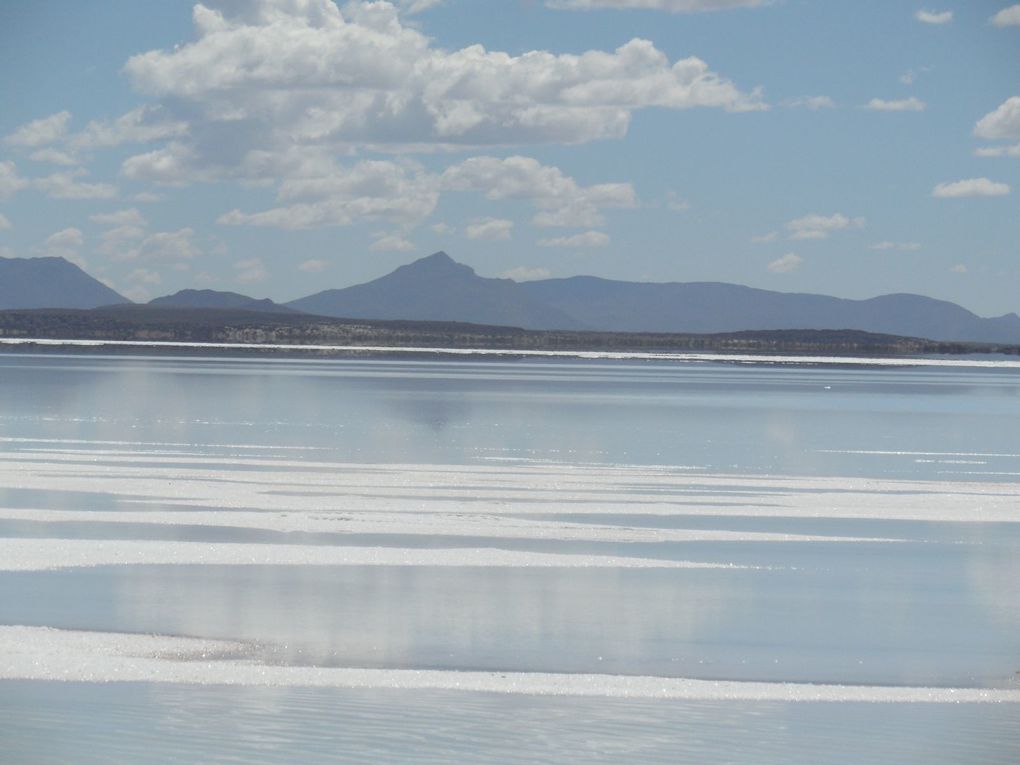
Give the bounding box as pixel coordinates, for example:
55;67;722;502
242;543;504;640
3;680;1018;765
2;353;1020;763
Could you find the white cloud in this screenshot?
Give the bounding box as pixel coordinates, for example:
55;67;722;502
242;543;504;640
501;266;552;281
784;96;835;110
537;230;610;247
785;213;865;240
442;155;636;228
869;241;921;251
975;143;1020;157
768;253;802;273
298;259;329;272
932;178;1010;198
0;161;28;201
369;232;416;252
89;208;147;226
665;191;691;211
37;227;86;267
28;148;78;166
126;267;162;285
991;5;1020;26
865;97;926;112
431;222;455;236
219;159;439;229
234;257;268;284
950;264;968;274
398;0;444;12
915;9;952;24
32;169;117;200
68;106;188;151
105;227;202;262
547;0;766;11
750;231;778;243
465;218;514;241
3;111;72;147
974;96;1020;139
122;284;153;303
0;213;11;231
118;0;762;174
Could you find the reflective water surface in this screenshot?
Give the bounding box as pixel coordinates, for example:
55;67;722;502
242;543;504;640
1;352;1019;763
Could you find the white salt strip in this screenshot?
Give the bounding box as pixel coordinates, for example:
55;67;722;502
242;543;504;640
0;538;735;572
4;338;1020;369
2;627;1017;704
2;452;1018;522
0;508;900;545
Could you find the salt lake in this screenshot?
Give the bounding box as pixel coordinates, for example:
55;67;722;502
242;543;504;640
1;351;1018;763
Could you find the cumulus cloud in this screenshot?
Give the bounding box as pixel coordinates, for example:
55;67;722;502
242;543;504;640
501;266;552;281
950;264;968;274
69;106;188;152
442;155;635;228
974;96;1020;139
991;5;1020;26
750;231;778;243
89;208;147;226
464;217;514;241
547;0;765;11
3;111;72;147
975;143;1020;158
0;161;28;201
785;213;865;240
126;267;162;285
0;213;10;231
915;9;952;24
537;230;610;247
28;148;78;166
298;259;329;272
665;191;691;211
932;178;1010;197
33;169;117;200
865;97;926;112
768;253;802;273
218;159;439;229
431;222;455;236
37;227;86;267
117;0;761;177
369;232;416;251
234;257;268;283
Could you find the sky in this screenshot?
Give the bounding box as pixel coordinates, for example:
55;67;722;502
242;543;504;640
1;0;1018;315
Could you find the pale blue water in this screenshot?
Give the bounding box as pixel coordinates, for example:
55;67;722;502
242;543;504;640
1;352;1019;764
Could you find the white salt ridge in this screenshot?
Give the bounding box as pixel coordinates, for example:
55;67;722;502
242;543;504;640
2;626;1018;704
0;538;730;572
0;508;900;545
4;337;1020;369
2;450;1018;523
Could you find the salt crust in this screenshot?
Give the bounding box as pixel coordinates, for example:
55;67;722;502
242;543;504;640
1;450;1018;523
3;338;1020;369
0;538;731;572
2;626;1018;704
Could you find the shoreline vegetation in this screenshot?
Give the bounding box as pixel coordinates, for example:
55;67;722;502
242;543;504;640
1;306;1019;359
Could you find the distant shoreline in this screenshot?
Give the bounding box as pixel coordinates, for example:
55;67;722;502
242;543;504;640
3;337;1020;369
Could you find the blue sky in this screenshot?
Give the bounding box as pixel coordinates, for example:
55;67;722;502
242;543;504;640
1;0;1018;315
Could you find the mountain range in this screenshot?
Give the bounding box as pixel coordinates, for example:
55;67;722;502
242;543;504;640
3;252;1019;344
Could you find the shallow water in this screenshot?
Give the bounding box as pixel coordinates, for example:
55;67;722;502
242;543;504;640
1;352;1019;763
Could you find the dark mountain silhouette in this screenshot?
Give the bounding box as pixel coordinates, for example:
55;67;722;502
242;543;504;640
287;251;584;330
290;252;1020;344
149;289;297;314
517;276;1020;343
0;256;128;309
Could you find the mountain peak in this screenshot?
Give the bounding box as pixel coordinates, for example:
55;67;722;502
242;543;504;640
399;251;476;277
